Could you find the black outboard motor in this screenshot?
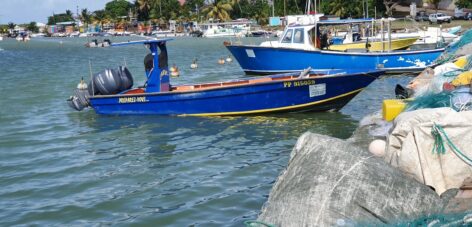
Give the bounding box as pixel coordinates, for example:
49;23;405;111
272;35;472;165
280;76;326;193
91;68;123;95
118;66;133;90
88;66;134;95
68;66;134;111
67;78;91;111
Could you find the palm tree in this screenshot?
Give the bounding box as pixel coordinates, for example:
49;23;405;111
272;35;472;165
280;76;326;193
93;10;109;31
81;8;92;31
138;0;152;15
231;0;242;16
7;22;15;34
202;0;233;21
326;0;362;18
66;9;74;19
149;0;163;20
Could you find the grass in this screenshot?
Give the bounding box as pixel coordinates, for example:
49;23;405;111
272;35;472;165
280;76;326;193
390;18;472;31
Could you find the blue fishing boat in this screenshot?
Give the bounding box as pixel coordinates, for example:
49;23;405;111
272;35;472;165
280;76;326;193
226;18;444;75
68;39;384;116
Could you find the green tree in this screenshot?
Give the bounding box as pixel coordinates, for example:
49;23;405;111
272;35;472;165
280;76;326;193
182;0;205;20
202;0;233;21
161;0;181;21
251;0;270;25
232;0;269;24
47;13;74;25
382;0;401;16
149;0;163;20
7;22;15;33
93;10;109;30
320;0;362;18
456;0;472;8
105;0;133;19
27;22;39;33
81;9;92;27
136;0;152;20
66;9;73;17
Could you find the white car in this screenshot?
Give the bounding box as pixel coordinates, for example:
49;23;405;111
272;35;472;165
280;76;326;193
429;13;452;24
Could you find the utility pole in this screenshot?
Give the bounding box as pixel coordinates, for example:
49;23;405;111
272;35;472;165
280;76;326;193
284;0;286;16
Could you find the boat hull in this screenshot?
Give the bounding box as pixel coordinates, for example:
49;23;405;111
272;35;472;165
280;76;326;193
226;45;444;74
89;70;382;116
329;37;418;51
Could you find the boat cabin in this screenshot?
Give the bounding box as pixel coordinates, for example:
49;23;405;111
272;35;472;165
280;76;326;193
113;39;171;93
260;18;376;51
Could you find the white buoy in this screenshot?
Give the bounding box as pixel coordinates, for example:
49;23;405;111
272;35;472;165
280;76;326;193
368;139;386;157
77;77;88;90
218;58;225;65
190;59;198;69
226;55;233;63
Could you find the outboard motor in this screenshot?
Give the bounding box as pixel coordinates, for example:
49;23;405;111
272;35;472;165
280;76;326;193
87;66;134;95
67;78;91;111
68;66;134;111
118;66;133;90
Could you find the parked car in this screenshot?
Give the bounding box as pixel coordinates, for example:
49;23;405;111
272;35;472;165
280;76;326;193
465;12;472;20
429;13;452;24
415;11;429;21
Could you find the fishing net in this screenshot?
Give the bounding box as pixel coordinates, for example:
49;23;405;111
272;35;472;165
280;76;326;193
257;132;444;226
411;66;458;97
435;29;472;65
406;87;472;112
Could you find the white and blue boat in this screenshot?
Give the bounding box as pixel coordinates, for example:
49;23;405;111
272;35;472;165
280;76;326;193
226;18;445;75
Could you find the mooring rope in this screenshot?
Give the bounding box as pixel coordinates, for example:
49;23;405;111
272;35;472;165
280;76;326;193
431;123;472;166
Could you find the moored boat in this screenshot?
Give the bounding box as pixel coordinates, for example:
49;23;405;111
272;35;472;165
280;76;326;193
67;39;384;116
328;37;418;51
226;18;444;74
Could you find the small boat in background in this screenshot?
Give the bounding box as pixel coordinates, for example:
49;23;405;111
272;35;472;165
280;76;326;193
16;33;30;42
30;33;46;38
85;39;112;48
68;39;384;116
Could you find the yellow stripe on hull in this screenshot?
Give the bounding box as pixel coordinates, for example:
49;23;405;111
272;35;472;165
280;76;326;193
329;37;418;52
180;88;364;117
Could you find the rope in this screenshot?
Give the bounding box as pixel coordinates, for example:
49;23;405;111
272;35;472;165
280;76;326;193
431;123;472;166
244;220;275;227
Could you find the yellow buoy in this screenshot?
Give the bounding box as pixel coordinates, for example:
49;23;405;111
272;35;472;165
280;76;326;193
170;64;180;77
454;56;468;68
218;58;225;65
382;99;406;121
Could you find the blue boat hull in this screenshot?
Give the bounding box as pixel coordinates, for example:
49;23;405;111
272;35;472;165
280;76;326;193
89;70;383;116
226;45;444;74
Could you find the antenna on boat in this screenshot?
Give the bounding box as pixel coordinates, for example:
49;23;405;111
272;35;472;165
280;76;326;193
123;57;128;67
89;59;94;96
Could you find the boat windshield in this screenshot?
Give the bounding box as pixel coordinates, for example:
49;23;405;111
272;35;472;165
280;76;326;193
282;29;293;43
293;28;304;43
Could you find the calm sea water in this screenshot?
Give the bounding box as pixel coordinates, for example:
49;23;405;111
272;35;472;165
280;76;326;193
0;37;410;226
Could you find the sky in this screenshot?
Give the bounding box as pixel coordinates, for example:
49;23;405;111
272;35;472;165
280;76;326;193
0;0;124;24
